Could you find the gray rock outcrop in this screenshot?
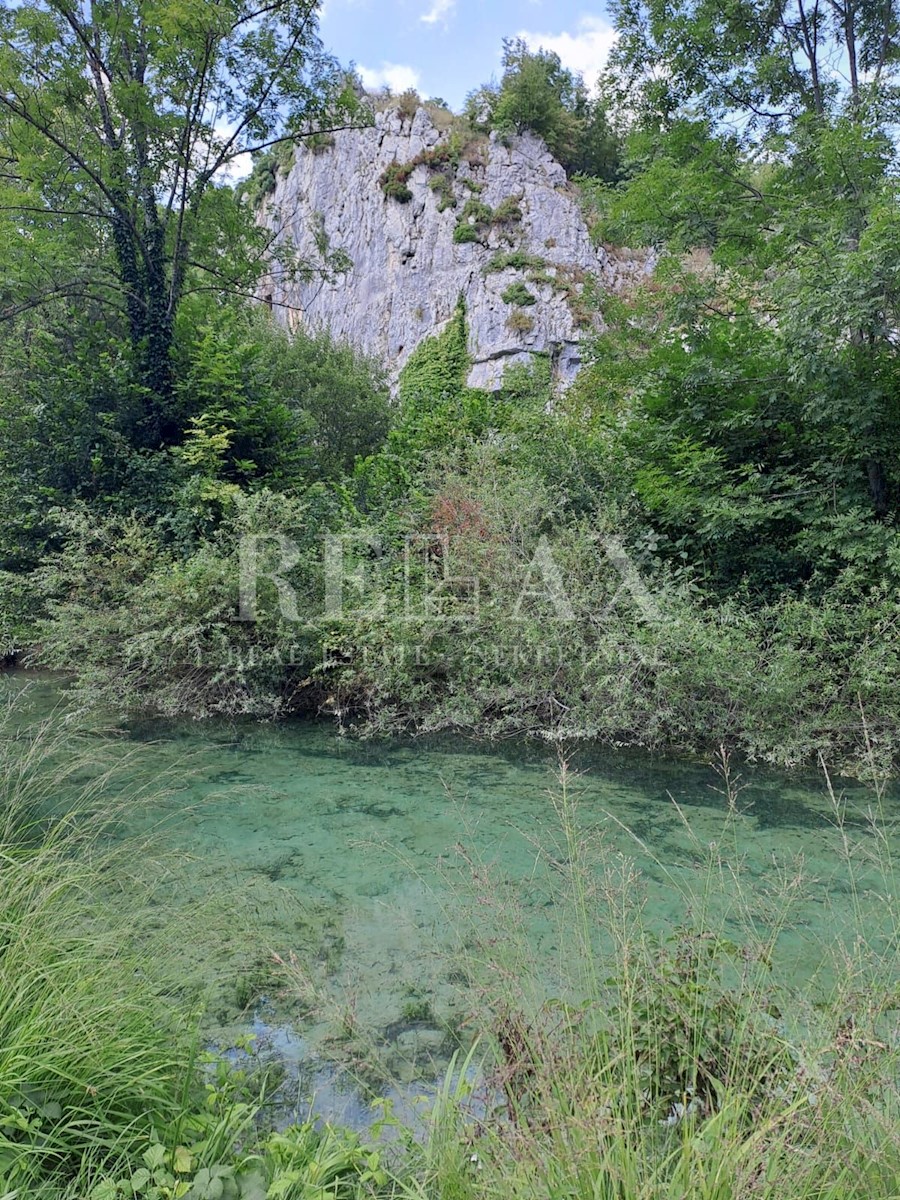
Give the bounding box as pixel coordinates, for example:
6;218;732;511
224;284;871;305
258;105;637;391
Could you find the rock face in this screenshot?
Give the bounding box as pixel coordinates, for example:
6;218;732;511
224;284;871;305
259;106;634;391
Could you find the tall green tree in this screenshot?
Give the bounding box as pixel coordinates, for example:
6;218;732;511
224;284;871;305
0;0;362;447
591;0;900;592
609;0;900;130
466;39;623;180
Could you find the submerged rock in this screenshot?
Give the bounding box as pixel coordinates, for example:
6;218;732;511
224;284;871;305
258;105;643;392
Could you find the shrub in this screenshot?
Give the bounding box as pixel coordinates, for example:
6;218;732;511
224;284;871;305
429;172;457;211
493;195;524;224
485;253;596;326
453;197;494;245
254;319;391;483
0;570;35;659
486;249;546;274
424;100;457;132
501;282;538;307
460;197;493;225
174;306;390;494
237;141;296;206
381;140;463;204
172;311;309;493
396;88;421;120
453;222;482;244
32;492;332;718
507;310;536;334
380;161;413;203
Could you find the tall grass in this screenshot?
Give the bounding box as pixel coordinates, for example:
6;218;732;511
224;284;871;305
3;683;897;1198
0;698;202;1195
335;754;900;1200
0;689;404;1199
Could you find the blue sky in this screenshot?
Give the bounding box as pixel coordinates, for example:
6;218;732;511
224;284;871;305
318;2;617;110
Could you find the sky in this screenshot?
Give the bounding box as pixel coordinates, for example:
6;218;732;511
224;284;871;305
318;1;618;110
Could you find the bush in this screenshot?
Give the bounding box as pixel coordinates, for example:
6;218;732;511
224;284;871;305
493;195;524;225
453;197;496;245
32;491;333;718
460;198;493;225
379;161;414;203
172;305;390;490
305;130;335;154
254;320;391;484
380;140;463;204
0;570;36;659
396;88;421;120
172;311;309;492
428;171;457;211
486;249;546;274
452;221;482;244
501;282;538;307
332;436;900;773
507;310;536;334
236;141;296;207
237;153;277;207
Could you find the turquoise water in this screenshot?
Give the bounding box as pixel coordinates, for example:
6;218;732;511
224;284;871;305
4;673;898;1121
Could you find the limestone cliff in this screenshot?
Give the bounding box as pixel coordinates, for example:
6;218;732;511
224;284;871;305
259;105;637;391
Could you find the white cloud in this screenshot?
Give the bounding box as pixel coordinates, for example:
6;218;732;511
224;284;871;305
358;62;424;94
420;0;455;25
516;15;617;92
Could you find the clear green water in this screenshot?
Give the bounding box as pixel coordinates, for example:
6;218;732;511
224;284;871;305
5;673;898;1121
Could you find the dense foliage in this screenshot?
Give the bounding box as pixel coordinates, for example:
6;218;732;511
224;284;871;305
465;38;623;180
591;0;900;598
0;0;363;445
0;8;899;774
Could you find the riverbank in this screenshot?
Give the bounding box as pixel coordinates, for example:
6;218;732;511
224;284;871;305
4;303;900;782
10;520;900;783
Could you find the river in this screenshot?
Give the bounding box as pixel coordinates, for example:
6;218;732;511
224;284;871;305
4;672;897;1126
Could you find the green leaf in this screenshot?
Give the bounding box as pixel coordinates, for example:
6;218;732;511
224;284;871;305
143;1144;167;1172
90;1183;120;1200
173;1147;193;1175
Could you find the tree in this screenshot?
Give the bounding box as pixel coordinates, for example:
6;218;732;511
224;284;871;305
0;0;363;447
608;0;900;132
465;39;623;180
592;0;900;592
493;38;581;161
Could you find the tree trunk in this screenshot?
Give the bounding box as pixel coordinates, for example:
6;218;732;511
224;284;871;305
867;459;889;518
